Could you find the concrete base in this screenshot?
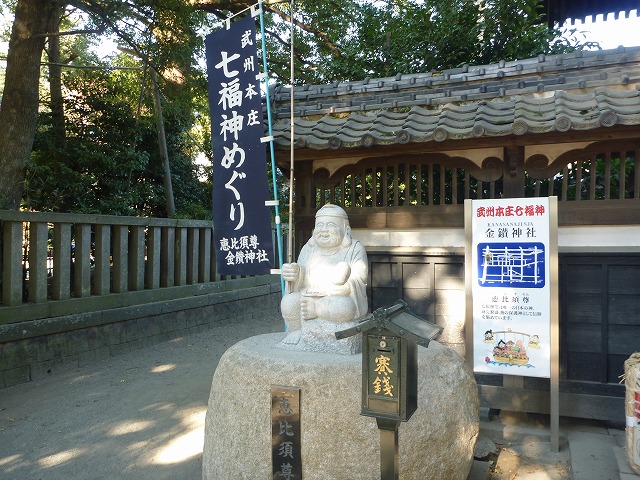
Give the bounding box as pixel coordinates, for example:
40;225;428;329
203;332;479;480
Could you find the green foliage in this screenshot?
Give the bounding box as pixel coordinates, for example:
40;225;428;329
25;63;211;217
18;1;214;218
5;0;600;219
523;155;636;201
273;0;595;83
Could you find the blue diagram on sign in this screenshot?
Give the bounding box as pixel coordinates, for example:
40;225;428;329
477;243;545;288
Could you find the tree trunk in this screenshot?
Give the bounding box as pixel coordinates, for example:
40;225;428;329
47;7;66;149
0;0;58;210
151;70;176;218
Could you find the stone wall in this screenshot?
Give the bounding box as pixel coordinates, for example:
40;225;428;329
0;278;282;388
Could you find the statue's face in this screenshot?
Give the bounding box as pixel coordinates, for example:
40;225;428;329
313;215;345;249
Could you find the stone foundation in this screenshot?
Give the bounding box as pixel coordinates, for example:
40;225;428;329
203;332;479;480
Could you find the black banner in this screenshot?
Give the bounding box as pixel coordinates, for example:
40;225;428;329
206;15;274;275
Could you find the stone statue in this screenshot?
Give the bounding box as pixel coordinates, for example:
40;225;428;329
279;204;368;354
205;205;479;480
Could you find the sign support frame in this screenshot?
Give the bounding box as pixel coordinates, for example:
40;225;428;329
549;196;560;451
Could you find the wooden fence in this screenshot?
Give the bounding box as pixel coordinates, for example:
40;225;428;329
0;211;218;309
0;208;285;389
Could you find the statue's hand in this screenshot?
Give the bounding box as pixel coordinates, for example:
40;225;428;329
281;263;300;283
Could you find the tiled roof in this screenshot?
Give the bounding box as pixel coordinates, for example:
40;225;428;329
541;0;639;25
270;46;640;151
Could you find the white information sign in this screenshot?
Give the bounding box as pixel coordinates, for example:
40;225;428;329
471;197;552;378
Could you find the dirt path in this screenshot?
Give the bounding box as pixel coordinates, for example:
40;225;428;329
0;315;283;480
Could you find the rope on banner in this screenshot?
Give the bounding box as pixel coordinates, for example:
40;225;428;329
224;2;262;29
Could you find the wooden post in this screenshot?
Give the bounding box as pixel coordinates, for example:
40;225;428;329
503;146;525;198
112;225;128;293
161;227;175;287
199;228;212;283
186;227;199;285
53;222;71;300
146;226;161;289
174;227;187;286
128;225;145;291
2;221;23;306
94;224;111;296
74;223;92;298
28;221;48;303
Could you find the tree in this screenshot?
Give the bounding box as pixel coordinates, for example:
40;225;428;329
25;49;211;217
0;0;209;212
193;0;593;84
0;0;59;209
0;0;594;212
46;6;67;149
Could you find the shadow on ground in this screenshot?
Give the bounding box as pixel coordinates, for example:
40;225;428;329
0;316;283;480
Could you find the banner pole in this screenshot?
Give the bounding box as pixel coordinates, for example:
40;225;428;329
287;0;295;266
257;0;286;295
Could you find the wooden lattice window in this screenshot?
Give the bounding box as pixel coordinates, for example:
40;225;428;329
313;155;504;209
525;144;640;201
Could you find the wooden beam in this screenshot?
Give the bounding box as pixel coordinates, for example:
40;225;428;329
275;126;640;166
477;384;624;422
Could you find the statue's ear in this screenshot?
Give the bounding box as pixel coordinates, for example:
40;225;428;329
342;226;352;247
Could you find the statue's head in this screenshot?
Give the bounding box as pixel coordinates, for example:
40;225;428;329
311;204;352;249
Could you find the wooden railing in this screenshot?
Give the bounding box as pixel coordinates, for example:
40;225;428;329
0;211;219;313
315;164;503;207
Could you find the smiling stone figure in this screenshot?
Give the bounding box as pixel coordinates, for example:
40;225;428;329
279;204;368;353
